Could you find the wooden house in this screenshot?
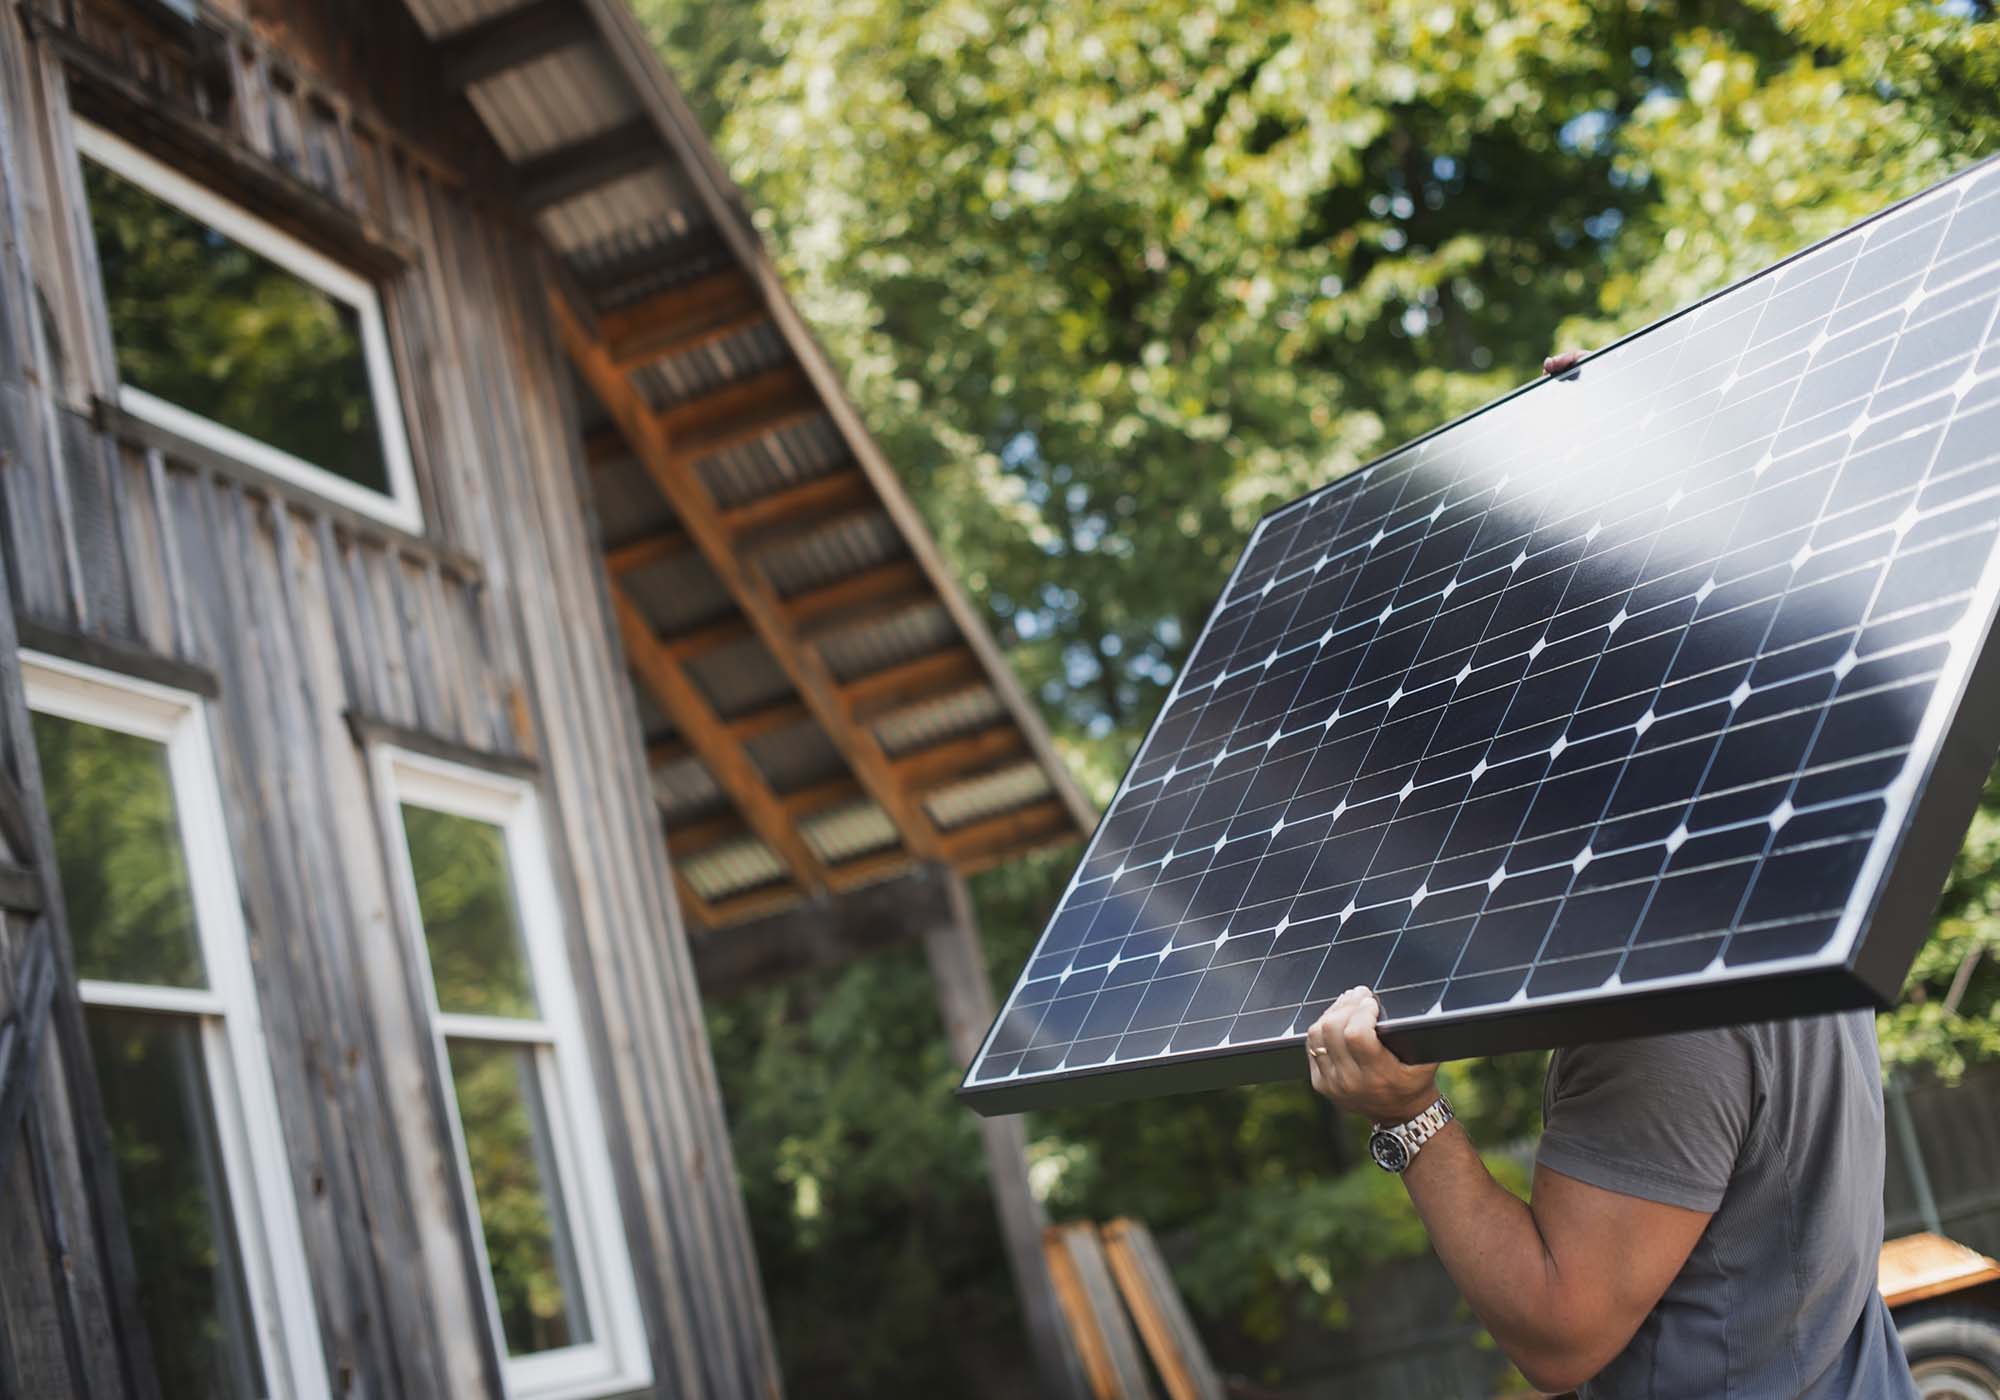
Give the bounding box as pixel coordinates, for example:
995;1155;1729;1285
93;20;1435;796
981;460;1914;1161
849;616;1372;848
0;0;1095;1395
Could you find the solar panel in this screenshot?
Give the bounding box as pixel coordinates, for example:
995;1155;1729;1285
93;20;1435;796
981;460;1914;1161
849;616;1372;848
962;158;2000;1115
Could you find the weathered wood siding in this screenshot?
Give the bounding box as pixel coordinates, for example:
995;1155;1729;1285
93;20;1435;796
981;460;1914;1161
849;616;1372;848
0;1;781;1395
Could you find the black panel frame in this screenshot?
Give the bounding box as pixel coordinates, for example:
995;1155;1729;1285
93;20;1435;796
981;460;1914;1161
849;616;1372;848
961;153;2000;1117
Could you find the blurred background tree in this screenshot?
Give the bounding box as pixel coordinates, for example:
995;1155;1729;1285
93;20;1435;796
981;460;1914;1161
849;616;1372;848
633;0;1999;1391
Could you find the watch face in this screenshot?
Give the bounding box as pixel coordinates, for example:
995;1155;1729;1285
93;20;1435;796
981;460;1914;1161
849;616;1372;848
1369;1130;1409;1173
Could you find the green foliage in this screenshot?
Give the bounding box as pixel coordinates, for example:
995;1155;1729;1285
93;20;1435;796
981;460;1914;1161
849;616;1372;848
645;0;2000;1389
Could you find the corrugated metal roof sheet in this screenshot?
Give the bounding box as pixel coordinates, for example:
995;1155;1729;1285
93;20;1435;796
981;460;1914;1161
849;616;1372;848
651;759;721;814
634;319;794;410
686;634;792;717
819;605;957;684
396;0;513;38
702;415;844;501
623;550;736;635
872;685;1007;756
745;722;846;792
681;838;786;901
587;459;678;544
800;803;900;864
466;47;638;160
757;511;903;598
926;761;1053;830
539;169;707;263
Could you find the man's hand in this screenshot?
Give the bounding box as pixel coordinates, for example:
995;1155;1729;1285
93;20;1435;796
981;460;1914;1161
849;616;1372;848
1304;987;1439;1123
1543;347;1588;376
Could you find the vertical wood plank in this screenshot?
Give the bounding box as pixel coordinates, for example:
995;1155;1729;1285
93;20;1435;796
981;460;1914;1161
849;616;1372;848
1043;1222;1157;1400
925;867;1088;1400
1100;1220;1225;1400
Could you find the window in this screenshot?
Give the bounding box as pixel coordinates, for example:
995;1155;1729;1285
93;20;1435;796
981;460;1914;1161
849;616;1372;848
74;122;421;533
375;749;649;1400
24;654;328;1400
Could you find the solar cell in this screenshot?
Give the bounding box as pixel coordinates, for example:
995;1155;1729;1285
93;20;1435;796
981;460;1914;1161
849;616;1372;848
962;157;2000;1115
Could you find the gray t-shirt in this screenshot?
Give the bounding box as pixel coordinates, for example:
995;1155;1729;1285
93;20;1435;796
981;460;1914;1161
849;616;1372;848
1537;1011;1917;1399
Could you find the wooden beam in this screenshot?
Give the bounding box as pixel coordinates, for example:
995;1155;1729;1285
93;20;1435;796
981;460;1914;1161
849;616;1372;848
602;269;768;368
661;612;754;661
722;470;872;537
688;865;951;995
1099;1221;1226;1400
726;696;810;741
779;774;864;818
606;526;692;574
845;648;984;718
699;882;808;928
584;426;631;467
824;845;914;892
672;869;723;929
670;393;822;471
893;725;1028;794
515;118;661;213
436;0;595;89
665;809;749;855
658;365;811;438
940;798;1072;864
612;584;825;890
925;871;1088;1397
648;735;693;767
783;558;927;632
555;291;946;858
1043;1224;1153;1400
957;824;1080;877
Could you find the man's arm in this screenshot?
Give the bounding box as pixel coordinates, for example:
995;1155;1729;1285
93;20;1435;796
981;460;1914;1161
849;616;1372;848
1306;989;1711;1395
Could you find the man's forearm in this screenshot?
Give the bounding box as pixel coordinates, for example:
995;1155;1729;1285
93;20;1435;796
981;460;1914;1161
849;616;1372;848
1399;1122;1593;1390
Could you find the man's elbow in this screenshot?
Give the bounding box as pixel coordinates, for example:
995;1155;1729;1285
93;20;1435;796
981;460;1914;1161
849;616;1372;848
1502;1320;1622;1394
1512;1348;1598;1395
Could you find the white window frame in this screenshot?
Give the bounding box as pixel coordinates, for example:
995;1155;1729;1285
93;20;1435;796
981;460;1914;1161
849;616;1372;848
22;653;330;1400
72;120;424;535
373;747;650;1400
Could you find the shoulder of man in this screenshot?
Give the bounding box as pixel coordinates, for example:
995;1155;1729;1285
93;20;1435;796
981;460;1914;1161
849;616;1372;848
1539;1026;1758;1213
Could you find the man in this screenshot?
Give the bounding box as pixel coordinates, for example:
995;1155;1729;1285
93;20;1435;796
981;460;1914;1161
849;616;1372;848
1301;351;1920;1399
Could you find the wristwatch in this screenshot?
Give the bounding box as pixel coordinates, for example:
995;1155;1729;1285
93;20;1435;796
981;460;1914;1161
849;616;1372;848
1368;1095;1454;1174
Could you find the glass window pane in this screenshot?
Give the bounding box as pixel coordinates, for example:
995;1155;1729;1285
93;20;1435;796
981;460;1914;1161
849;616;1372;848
32;712;206;989
86;1008;267;1400
401;805;538;1019
447;1039;590;1356
82;157;391;496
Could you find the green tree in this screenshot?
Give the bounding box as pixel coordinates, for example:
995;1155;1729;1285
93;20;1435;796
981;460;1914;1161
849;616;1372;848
639;0;2000;1390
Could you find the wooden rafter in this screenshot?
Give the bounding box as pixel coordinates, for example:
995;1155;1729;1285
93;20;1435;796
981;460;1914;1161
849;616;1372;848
670;394;822;470
780;774;864;818
515;119;661;213
845;648;984;718
611;583;829;888
940;798;1071;864
436;0;594;89
661;611;753;661
602;268;769;368
725;696;810;741
723;470;872;536
783;558;927;632
606;527;692;574
665;809;748;855
893;725;1028;794
658;365;809;437
555;291;948;858
825;845;915;892
698;882;810;927
648;735;693;767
